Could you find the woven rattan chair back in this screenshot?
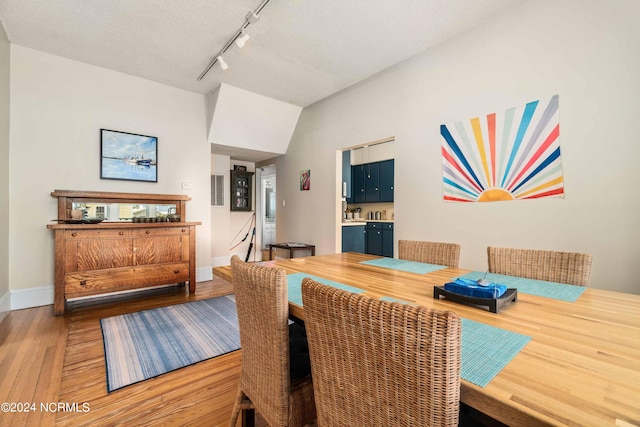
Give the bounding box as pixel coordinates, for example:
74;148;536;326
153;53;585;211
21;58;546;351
229;256;316;427
398;240;461;268
487;246;592;286
301;278;462;427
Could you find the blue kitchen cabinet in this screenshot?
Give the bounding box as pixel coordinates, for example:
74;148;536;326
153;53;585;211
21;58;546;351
352;164;366;203
366;223;383;256
364;162;380;202
342;225;365;253
379;159;394;202
366;222;393;257
382;222;394;257
350;159;394;204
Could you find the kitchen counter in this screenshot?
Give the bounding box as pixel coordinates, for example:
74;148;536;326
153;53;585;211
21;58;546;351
342;221;366;226
342;219;394;226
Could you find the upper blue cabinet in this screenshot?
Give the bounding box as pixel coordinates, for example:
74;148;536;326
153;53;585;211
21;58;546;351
352;164;366;203
379;159;394;202
364;162;380;202
351;159;394;203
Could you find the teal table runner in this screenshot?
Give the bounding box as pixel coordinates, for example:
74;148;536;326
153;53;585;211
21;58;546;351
459;271;586;302
378;296;531;387
460;318;531;387
287;272;366;306
360;257;447;274
288;273;530;388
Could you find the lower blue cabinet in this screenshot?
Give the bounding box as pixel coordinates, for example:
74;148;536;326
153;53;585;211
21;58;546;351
382;228;393;258
342;225;365;253
365;222;393;257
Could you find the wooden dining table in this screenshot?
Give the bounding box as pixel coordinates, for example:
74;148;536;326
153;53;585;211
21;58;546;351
261;252;640;427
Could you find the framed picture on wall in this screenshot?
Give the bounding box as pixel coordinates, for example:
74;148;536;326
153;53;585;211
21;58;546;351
100;129;158;182
300;169;310;191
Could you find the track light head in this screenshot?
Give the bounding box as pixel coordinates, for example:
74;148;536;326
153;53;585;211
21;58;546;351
217;55;228;71
245;10;260;23
235;30;250;49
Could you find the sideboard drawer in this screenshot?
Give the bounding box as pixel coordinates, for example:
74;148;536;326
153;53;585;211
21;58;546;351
65;262;191;298
65;229;133;239
133;227;190;237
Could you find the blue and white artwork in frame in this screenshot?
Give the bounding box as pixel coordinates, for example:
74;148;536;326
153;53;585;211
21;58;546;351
100;129;158;182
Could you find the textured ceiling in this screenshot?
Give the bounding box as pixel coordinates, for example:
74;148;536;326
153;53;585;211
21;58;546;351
0;0;523;108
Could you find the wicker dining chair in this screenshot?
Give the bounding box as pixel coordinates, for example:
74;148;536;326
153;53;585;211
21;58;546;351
229;256;316;427
398;239;461;268
301;278;462;427
487;246;593;286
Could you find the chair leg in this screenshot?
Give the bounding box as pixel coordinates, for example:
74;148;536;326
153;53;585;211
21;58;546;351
229;388;254;427
229;389;244;427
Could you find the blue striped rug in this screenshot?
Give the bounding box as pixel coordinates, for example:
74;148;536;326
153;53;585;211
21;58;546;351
100;295;240;392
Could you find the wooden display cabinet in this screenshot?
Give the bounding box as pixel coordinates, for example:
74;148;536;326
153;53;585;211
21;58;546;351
230;170;254;211
47;190;201;315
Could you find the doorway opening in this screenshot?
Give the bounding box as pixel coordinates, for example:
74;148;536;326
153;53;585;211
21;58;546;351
260;166;276;259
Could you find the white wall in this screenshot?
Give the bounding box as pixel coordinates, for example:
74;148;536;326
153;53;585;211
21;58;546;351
211;153;232;266
209;83;301;154
9;46;212;308
210;155;259;266
279;0;640;294
0;24;10;320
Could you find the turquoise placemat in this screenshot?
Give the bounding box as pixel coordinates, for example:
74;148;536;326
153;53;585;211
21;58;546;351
287;273;366;306
461;318;531;387
376;298;531;387
361;257;447;274
459;271;586;302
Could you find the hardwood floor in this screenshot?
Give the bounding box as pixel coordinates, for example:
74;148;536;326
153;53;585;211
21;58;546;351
0;277;253;427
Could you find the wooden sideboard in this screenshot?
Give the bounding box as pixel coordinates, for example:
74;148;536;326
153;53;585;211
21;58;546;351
47;190;201;315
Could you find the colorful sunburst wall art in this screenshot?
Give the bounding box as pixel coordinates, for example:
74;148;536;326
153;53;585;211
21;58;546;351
441;95;563;203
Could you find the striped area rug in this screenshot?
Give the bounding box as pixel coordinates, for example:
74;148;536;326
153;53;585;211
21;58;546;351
100;295;240;392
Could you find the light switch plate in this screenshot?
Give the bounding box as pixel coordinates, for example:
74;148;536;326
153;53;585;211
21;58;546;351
181;181;193;190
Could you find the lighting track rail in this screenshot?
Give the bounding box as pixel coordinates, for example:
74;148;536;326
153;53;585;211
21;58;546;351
197;0;272;81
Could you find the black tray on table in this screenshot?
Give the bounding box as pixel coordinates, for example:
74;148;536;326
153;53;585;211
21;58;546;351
433;286;517;313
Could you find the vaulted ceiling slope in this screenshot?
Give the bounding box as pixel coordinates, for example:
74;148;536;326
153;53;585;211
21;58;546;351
0;0;523;107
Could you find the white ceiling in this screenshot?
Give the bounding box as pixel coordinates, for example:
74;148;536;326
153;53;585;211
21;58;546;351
0;0;523;108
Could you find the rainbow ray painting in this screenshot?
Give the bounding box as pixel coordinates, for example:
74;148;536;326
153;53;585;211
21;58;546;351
441;95;563;203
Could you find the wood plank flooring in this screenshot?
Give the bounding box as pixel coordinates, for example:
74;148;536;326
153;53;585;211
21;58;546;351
0;277;256;427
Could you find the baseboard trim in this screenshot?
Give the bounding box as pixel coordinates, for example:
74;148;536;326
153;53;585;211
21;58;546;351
11;285;54;310
196;266;213;282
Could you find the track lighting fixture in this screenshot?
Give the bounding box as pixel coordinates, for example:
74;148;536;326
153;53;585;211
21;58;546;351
245;10;260;24
235;30;250;49
197;0;271;81
217;55;228;71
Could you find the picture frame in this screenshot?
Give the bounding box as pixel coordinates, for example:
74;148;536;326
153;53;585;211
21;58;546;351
100;129;158;182
300;169;310;191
